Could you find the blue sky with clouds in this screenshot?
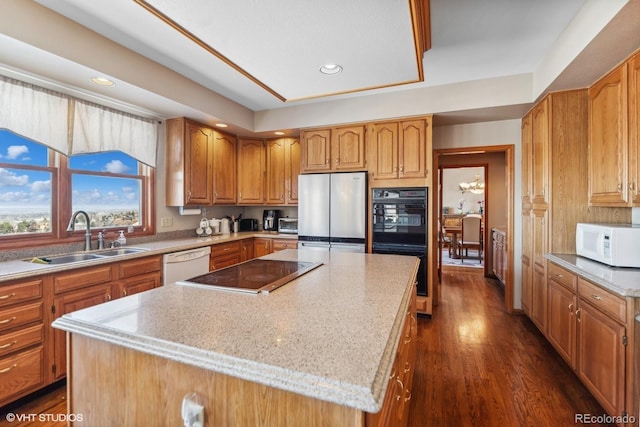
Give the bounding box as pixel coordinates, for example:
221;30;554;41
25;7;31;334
0;130;140;212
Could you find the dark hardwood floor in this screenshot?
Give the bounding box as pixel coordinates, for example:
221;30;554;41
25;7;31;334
1;266;613;427
407;266;613;427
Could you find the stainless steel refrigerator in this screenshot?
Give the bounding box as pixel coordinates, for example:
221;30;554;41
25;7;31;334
297;172;366;252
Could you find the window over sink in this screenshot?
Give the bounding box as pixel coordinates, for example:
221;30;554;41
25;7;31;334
0;129;154;248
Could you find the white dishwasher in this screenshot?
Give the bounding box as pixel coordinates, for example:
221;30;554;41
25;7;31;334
162;246;211;285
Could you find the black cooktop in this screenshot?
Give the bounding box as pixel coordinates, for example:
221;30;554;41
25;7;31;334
177;259;323;294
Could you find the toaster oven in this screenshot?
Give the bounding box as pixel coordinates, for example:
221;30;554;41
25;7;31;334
278;218;298;234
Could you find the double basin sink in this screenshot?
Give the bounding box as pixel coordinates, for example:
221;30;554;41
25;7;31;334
28;247;148;265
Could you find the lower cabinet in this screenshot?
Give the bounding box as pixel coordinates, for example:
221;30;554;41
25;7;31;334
272;238;298;251
210;241;242;270
254;238;273;257
366;289;417;427
240;239;255;261
545;262;629;419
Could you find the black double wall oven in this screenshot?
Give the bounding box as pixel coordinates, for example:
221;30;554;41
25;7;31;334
372;187;428;296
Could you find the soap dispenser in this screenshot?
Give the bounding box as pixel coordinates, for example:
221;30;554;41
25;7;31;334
117;230;127;246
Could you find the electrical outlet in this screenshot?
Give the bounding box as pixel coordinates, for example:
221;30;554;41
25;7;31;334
161;217;173;227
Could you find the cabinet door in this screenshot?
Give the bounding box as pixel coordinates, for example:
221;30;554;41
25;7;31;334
577;301;626;416
530;209;548;332
588;63;629;206
212;131;237;204
371;122;398;179
332;126;366;170
531;99;549;205
547;279;577;369
254;238;272;257
184;121;213;205
286;138;300;204
265;139;286;204
237;139;265;204
119;273;160;298
629;52;640;205
240;239;255;261
521;213;532;314
301;129;331;172
399;120;426;178
521;113;533;206
52;284;112;379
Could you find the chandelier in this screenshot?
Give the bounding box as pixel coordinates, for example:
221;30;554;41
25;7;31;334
458;175;485;194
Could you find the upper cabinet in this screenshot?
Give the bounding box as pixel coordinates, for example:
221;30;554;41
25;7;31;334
265;137;299;205
370;119;428;181
300;125;366;173
237;139;266;205
588;62;629;206
531;98;550;206
165;117;237;206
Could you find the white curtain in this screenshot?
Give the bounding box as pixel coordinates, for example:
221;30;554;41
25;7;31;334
72;100;158;167
0;76;69;154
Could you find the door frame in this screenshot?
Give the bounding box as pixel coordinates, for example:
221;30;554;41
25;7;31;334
432;144;515;313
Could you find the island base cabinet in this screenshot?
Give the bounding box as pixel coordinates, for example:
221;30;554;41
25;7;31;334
67;334;366;427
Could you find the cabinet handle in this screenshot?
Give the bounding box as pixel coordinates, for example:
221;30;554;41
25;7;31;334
0;293;15;300
395;378;404;401
568;303;573;313
629;183;636;193
404;389;412;403
123;290;128;297
336;158;340;164
0;317;16;325
400;165;404;172
0;363;17;374
0;341;16;349
555;273;563;278
576;308;581;322
591;293;602;301
239;192;242;199
617;183;623;191
404;361;411;374
393;166;397;172
106;294;112;301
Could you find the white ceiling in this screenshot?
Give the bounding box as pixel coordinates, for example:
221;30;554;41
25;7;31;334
1;0;640;135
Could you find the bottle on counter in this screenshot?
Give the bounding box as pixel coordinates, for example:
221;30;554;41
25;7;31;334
117;230;127;246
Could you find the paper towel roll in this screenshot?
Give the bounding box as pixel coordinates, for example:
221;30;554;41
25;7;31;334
178;206;202;216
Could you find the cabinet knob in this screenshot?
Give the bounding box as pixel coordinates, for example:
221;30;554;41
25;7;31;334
591;293;602;301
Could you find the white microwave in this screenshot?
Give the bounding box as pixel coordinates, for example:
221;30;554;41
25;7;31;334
576;223;640;268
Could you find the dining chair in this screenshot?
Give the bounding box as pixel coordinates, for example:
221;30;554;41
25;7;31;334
457;215;482;263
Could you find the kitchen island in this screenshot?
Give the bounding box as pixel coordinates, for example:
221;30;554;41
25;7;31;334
53;249;419;426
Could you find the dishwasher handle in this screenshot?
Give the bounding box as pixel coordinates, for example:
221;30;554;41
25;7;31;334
163;247;211;264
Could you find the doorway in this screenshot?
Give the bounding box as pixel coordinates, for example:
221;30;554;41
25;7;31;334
431;145;514;312
440;166;486;269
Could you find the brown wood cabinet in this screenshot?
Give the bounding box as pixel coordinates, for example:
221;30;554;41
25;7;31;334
0;277;46;406
165;117;237;206
254;238;273;257
272;238;298;251
370;119;428;181
545;262;631;420
237;138;266;205
240;239;255;261
300;125;366;173
210;241;242;270
265;137;300;205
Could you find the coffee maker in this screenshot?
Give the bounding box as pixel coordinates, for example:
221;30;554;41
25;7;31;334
263;209;281;231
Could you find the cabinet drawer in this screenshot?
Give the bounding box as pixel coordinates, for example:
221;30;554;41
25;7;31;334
211;254;241;271
0;346;44;404
578;278;626;324
54;265;113;294
0;302;43;333
211;241;241;257
0;324;44;358
272;239;298;251
118;255;162;279
0;279;43;308
547;263;577;292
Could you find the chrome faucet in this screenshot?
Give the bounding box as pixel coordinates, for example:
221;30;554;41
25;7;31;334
67;210;92;251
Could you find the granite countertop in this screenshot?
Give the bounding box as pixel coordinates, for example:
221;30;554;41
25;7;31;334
52;249;419;413
546;253;640;297
0;232;297;283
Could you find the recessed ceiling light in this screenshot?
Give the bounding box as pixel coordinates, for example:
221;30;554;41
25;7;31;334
90;77;115;87
274;131;285;135
216;123;228;128
320;64;343;75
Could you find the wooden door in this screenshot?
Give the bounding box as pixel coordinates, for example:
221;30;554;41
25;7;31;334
118;274;159;298
530;209;548;332
286;138;300;204
588;63;629;206
240;239;255;261
521;112;532;205
254;238;272;257
184;121;213;205
521;213;532;315
531;98;549;205
399;120;426;178
265;139;286;204
332;125;366;170
629;52;640;205
237;139;265;205
577;301;626;416
52;284;112;379
301;129;331;172
371;122;398;179
547;279;577;369
212;131;237;204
